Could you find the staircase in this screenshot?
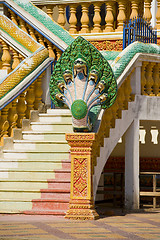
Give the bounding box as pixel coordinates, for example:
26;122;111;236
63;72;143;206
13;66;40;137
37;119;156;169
0;109;72;215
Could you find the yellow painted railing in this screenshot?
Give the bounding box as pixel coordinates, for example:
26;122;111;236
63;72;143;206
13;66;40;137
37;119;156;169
31;0;156;34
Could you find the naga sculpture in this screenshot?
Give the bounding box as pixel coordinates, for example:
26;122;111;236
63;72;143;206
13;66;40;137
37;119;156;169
50;36;117;132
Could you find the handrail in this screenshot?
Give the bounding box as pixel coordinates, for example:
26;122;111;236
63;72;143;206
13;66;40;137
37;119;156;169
0;14;49;110
0;0;74;51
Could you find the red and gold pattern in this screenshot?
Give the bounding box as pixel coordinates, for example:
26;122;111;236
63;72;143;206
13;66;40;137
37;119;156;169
65;133;99;220
90;40;123;51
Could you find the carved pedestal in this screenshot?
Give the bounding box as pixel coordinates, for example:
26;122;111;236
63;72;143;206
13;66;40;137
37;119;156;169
65;133;99;220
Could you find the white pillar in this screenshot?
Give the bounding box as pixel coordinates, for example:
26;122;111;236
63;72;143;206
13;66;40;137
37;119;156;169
125;119;139;210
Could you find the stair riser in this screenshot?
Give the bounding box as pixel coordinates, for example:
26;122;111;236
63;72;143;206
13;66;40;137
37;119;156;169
0;202;32;212
47;109;71;114
48;182;70;190
0;162;62;170
32;201;69;210
39;116;72;124
41;192;70;200
62;162;71;170
14;143;70;152
0;162;18;169
22;134;66;141
0;192;41;200
31;124;73;132
0;182;48;190
55;172;71;180
3;152;69;160
1;172;55;180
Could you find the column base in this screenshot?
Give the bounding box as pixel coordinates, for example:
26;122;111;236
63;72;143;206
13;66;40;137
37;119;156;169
65;199;99;220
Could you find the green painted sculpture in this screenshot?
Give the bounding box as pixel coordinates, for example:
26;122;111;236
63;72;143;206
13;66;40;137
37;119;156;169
50;36;117;132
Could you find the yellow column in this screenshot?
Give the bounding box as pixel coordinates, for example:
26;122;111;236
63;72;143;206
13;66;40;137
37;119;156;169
25;85;35;119
57;5;66;28
46;5;53;20
16;93;26;128
11;48;20;70
65;133;99;220
104;1;114;32
93;2;101;33
145;62;155;96
9;9;18;25
28;25;37;41
38;33;45;46
0;106;9;146
46;41;56;59
18;17;28;33
141;62;148;95
69;5;77;34
143;0;152;22
34;75;43;110
8;100;18;137
116;0;126;31
1;40;11;73
156;0;160;29
80;3;90;33
130;0;139;19
152;63;160;96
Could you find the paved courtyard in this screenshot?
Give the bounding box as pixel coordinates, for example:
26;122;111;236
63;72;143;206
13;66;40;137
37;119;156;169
0;210;160;240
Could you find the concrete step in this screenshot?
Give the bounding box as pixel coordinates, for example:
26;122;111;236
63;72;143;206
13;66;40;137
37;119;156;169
23;209;66;215
0;169;55;180
55;169;71;180
40;188;70;200
3;150;69;160
22;132;66;141
0;160;62;170
13;140;69;151
0;179;48;190
39;114;72;124
0;200;32;213
47;109;71;115
0;189;41;200
47;179;70;190
32;199;69;210
30;122;73;132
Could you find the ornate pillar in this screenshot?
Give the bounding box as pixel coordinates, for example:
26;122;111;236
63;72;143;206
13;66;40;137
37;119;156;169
65;133;99;220
130;0;139;19
104;1;114;32
46;4;53;20
57;5;66;28
143;0;152;22
116;0;126;31
145;62;155;96
1;40;11;73
80;3;89;33
69;5;77;34
11;48;20;70
156;0;160;29
92;2;101;33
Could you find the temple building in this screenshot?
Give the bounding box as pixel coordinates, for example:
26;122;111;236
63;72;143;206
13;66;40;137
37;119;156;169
0;0;160;219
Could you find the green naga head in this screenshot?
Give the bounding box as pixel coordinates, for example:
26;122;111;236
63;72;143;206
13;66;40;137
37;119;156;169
50;36;117;132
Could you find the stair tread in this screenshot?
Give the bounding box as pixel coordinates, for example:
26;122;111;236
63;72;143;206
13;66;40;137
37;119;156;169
3;149;69;153
31;122;72;125
32;198;69;203
0;169;55;172
47;179;70;183
23;210;66;215
22;131;66;134
54;169;71;173
14;140;67;144
0;159;69;162
40;188;70;193
39;113;71;117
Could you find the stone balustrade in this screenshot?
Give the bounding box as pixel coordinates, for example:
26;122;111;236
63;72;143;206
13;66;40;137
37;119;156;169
0;72;44;145
31;0;156;34
7;9;62;60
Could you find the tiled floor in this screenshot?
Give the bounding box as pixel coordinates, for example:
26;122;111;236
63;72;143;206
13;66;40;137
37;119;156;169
0;211;160;240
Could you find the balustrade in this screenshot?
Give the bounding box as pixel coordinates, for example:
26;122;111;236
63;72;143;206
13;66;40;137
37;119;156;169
29;0;154;34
